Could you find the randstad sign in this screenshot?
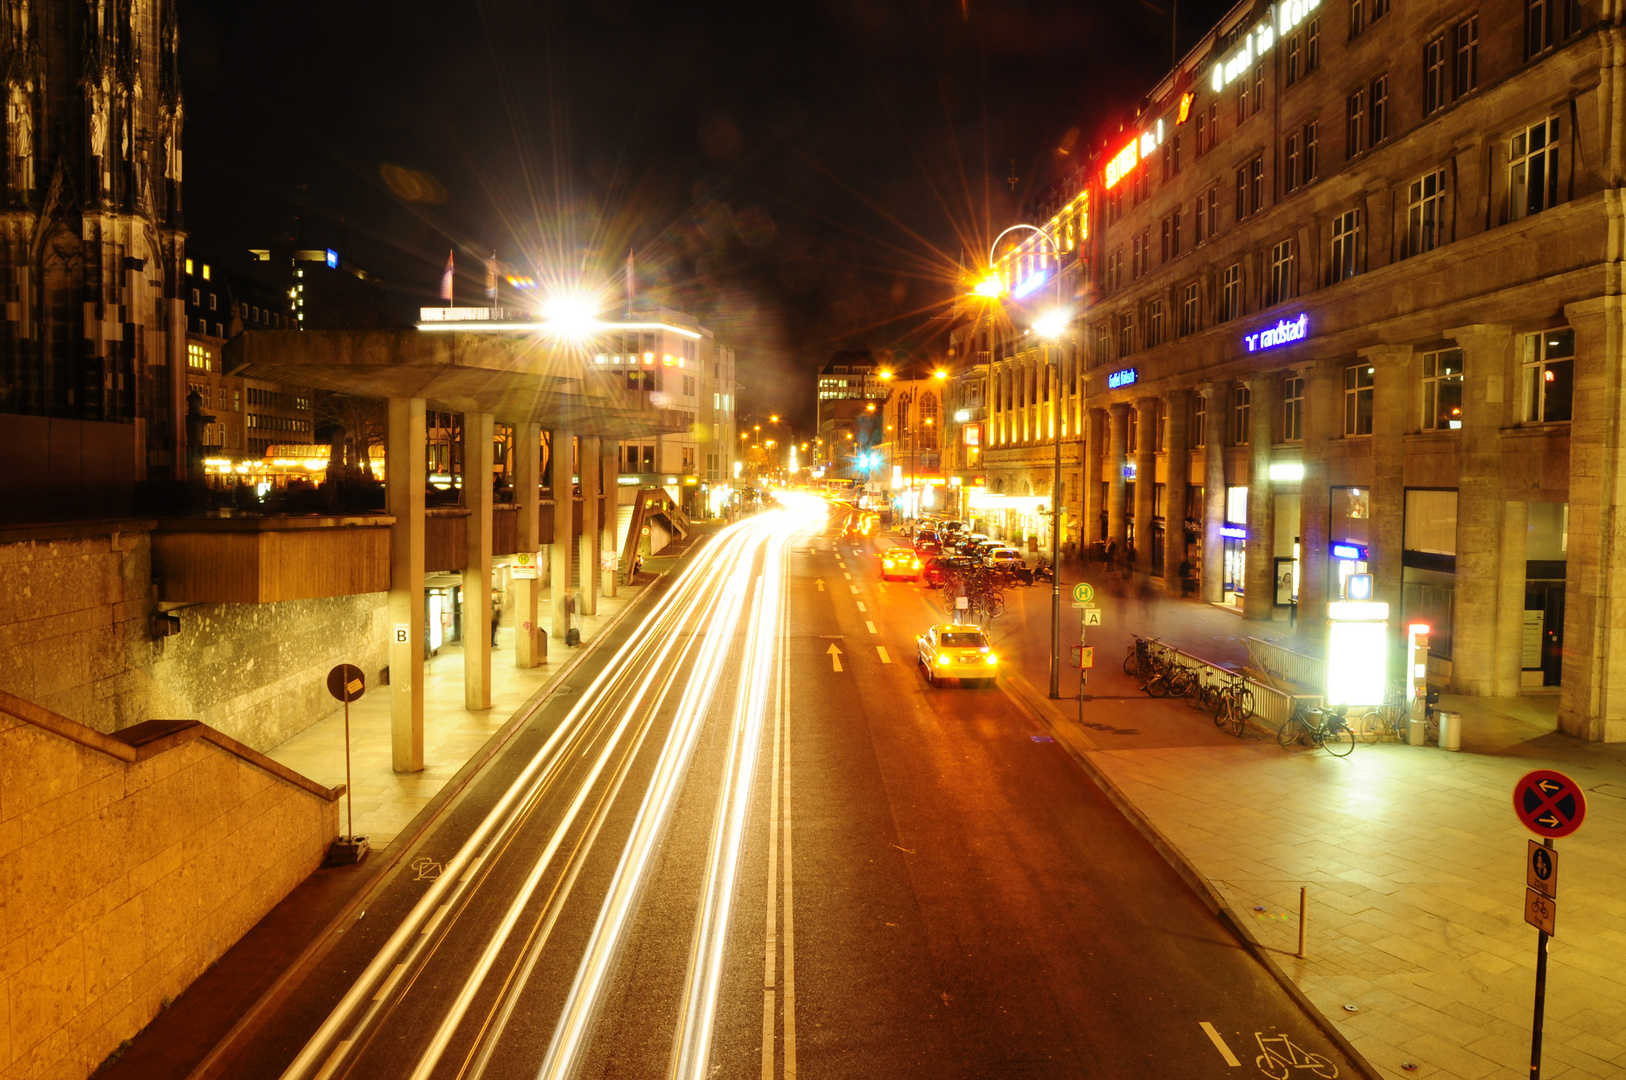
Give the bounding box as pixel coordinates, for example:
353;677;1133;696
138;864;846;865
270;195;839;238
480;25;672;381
1244;313;1310;353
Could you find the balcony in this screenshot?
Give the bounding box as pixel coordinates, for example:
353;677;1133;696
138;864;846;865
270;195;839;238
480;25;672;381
152;514;393;603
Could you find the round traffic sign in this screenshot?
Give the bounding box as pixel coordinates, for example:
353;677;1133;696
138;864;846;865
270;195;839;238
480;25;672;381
327;663;367;703
1513;769;1586;838
1072;582;1095;604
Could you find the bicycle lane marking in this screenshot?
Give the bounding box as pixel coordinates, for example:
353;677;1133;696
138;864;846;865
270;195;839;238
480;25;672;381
1198;1021;1241;1066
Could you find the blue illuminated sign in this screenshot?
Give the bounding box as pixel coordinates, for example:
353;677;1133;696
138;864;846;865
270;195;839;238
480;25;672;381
1243;312;1309;353
1124;462;1137;480
1220;525;1248;539
1014;270;1048;298
1107;367;1138;389
1331;543;1367;560
325;248;339;269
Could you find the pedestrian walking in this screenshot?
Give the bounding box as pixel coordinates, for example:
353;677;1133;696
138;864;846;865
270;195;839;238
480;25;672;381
490;590;502;648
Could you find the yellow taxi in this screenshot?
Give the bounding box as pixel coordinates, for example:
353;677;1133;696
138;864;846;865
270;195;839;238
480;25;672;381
880;547;922;581
916;623;999;686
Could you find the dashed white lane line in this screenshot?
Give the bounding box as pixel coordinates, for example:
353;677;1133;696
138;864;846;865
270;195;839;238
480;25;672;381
420;903;451;938
866;621;877;634
842;572;851;580
856;602;867;612
1199;1022;1241;1066
314;1040;354;1080
849;586;858;595
373;963;408;1002
876;646;891;664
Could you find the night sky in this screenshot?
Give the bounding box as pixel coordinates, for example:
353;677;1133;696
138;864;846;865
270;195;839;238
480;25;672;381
179;0;1235;423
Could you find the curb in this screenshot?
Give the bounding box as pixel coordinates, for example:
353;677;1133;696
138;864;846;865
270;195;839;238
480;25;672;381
998;669;1385;1080
184;571;669;1080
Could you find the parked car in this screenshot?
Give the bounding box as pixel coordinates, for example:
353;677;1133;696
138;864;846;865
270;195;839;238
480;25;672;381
984;547;1033;583
921;554;975;587
913;529;942;554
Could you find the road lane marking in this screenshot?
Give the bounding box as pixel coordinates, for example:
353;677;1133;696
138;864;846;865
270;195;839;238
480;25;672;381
848;586;858;595
814;579;824;591
372;964;407;1002
1199;1022;1242;1066
866;621;877;634
313;1041;353;1080
856;601;867;611
876;646;891;664
842;572;851;580
827;644;843;672
420;903;450;937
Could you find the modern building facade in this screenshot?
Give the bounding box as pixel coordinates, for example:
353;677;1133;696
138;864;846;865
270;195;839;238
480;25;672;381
951;0;1626;741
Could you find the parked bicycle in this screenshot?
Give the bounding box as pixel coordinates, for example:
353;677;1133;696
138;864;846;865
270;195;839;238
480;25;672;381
1277;699;1356;756
1211;675;1255;736
1124;635;1162;677
1356;690;1409;743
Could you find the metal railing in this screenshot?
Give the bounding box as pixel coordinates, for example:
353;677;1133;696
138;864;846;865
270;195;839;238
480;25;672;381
1245;636;1325;695
1134;636;1299;728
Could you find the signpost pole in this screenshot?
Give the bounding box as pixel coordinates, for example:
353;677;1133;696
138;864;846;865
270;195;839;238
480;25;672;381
1078;605;1086;725
1530;837;1553;1080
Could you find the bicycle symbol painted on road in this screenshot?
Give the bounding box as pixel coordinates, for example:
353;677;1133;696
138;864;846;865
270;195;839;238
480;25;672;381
1255;1031;1337;1080
410;856;443;881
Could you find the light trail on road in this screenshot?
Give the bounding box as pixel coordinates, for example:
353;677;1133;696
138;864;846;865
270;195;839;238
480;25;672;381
276;493;830;1080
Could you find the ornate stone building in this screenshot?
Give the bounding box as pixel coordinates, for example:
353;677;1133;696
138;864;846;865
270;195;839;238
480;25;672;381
0;0;187;495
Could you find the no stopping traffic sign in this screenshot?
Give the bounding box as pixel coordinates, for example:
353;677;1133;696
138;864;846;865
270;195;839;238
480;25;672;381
1513;770;1586;839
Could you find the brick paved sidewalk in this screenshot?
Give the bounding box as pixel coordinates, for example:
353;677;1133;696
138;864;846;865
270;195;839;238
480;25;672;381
950;545;1626;1080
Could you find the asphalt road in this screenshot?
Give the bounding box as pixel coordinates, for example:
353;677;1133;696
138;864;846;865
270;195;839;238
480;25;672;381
224;499;1357;1080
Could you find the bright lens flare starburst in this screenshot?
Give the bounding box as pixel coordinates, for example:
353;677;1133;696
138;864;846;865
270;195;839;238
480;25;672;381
540;292;602;339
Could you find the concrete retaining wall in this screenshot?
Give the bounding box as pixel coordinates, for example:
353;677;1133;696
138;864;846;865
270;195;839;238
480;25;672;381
0;703;339;1080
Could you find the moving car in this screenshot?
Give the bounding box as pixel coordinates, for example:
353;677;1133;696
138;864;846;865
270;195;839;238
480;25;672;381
880;547;923;581
912;529;942;555
916;623;1000;686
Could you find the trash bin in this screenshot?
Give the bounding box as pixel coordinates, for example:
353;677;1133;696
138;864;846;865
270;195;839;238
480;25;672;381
1407;718;1427;746
1437;710;1462;751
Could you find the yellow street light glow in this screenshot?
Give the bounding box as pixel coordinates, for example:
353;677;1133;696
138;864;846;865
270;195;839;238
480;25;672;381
878;370;893;381
933;370;948;381
769;415;779;423
974;276;1004;298
1033;309;1070;339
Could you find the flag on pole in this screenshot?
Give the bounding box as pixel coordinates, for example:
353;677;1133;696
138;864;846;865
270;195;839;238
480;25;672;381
440;250;455;303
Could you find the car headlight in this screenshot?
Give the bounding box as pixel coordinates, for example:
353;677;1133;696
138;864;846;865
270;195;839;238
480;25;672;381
985;654;999;665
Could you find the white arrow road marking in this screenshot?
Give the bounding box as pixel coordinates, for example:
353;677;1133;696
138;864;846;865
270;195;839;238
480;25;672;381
877;646;891;664
1198;1022;1241;1066
814;579;824;591
827;643;843;672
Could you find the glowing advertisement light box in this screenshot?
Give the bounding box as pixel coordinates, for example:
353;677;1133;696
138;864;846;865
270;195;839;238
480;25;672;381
1326;619;1387;706
1244;313;1310;353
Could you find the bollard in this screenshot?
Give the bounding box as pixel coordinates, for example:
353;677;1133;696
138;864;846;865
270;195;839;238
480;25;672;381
1298;885;1309;959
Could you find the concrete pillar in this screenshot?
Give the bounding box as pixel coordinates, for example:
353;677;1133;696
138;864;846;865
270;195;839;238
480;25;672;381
1298;363;1340;627
1447;324;1514;696
550;429;575;642
1243;375;1277;620
1134;396;1157;577
1082;407;1104;551
1499;500;1529;697
1201;383;1227;605
578;435;601;617
386;397;426;774
1107;403;1130;549
601;441;619;598
1363;347;1413;652
1560;296;1626;740
514;422;543;669
1163;388;1191;594
463;412;494;710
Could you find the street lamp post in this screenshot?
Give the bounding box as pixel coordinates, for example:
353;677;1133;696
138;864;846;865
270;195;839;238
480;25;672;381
988;223;1069;699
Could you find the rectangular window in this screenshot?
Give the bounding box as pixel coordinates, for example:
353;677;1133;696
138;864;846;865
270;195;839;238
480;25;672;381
1303;122;1319;184
1227;484;1249;524
1285;133;1301;193
1268;239;1295;305
1236;165;1248;222
1239;63;1251;122
1307;18;1321;71
1195;110;1208;156
1407;169;1447;256
1510;117;1560;220
1523;328;1575;422
1527;0;1552;58
1370;75;1388;146
1161;217;1171;262
1249;157;1264;215
1170;209;1181;257
1283;376;1305;442
1233;385;1252;445
1106;250;1122;293
1147;300;1166;347
1119;313;1135;356
1349;0;1364;39
1372;0;1389;19
1252;63;1265;116
1330;209;1361;282
1454;16;1478;98
1424;36;1447;115
1127;407;1139;452
1344;363;1375;435
1180;282;1199;336
1346;90;1364;159
1194;395;1207;447
1155;406;1167;451
1421;348;1465;430
1221;264;1243;321
1286;36;1302;87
